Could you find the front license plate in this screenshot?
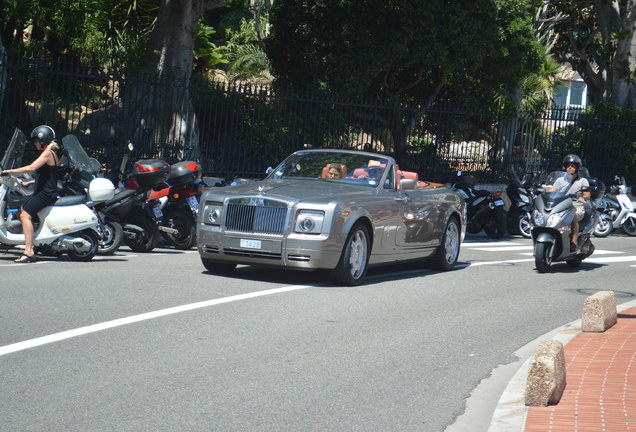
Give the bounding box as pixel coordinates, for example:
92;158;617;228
494;199;505;206
240;239;262;249
152;206;163;218
186;196;199;211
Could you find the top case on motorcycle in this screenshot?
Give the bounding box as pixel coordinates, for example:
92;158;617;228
132;159;170;187
585;177;606;200
167;161;202;187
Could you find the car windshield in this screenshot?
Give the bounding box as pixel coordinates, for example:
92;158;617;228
267;151;390;188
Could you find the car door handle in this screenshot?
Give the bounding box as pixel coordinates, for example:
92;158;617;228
394;196;408;202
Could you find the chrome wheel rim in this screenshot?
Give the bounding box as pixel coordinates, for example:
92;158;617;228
519;216;532;237
348;230;368;279
444;222;460;264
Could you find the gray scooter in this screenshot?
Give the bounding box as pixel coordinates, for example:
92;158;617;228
531;170;603;273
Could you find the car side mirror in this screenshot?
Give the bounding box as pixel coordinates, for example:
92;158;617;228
400;179;417;190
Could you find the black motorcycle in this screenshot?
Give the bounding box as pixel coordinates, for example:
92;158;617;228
505;169;538;238
59;136;170;254
451;172;507;239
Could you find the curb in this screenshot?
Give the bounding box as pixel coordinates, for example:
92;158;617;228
487;297;636;432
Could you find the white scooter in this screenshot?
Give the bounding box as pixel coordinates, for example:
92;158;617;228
594;175;636;237
0;128;115;261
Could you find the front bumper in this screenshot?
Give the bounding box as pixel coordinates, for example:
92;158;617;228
197;225;343;269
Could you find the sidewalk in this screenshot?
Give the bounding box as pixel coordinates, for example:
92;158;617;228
488;300;636;432
524;305;636;432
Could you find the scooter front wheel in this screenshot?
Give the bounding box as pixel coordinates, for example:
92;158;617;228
534;242;552;273
622;218;636;236
594;218;613;237
516;214;532;239
97;221;123;255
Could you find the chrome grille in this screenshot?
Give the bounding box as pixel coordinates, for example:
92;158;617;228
224;198;288;235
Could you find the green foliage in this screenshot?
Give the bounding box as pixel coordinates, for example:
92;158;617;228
218;18;271;81
266;0;541;107
194;22;229;72
552;103;636;180
1;0;158;66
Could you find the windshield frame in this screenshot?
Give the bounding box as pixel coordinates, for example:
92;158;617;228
266;150;395;189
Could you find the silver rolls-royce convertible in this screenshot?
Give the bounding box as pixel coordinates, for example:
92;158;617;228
197;149;466;285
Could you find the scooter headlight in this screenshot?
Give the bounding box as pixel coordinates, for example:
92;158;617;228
546;210;567;228
533;210;545;226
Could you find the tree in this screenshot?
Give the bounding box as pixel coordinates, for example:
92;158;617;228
546;0;636;108
266;0;541;156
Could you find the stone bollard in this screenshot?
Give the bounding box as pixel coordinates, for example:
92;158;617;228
582;291;617;332
525;340;566;406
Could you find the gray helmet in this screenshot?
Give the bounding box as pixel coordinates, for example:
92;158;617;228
562;154;582;171
30;125;56;145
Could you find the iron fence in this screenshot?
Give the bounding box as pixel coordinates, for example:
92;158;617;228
1;56;634;187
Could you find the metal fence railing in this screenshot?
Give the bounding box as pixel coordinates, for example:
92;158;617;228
1;56;635;186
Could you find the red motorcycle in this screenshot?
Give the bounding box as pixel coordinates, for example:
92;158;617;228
144;161;203;250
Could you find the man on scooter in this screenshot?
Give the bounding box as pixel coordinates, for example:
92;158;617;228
551;154;590;253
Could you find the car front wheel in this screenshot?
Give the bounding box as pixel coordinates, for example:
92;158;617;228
329;222;370;286
429;218;461;271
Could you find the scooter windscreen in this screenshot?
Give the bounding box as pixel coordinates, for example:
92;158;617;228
61;135;98;175
0;128;28;170
539;171;578;208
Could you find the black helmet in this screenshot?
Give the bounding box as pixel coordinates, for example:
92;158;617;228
562;154;582;171
30;125;56;145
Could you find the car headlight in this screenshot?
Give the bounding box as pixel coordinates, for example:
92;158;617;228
546;210;567;228
203;202;223;225
533;210;545;226
295;210;324;234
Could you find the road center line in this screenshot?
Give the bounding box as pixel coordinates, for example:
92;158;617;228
0;284;315;357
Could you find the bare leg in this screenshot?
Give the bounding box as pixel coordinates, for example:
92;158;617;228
571;218;580;248
19;207;36;257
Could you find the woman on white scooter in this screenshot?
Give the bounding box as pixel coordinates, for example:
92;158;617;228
0;125;61;263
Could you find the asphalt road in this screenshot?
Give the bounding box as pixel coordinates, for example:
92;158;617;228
1;234;635;432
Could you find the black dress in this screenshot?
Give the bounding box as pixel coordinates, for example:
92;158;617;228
22;152;60;217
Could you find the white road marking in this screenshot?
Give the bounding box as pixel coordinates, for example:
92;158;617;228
519;249;623;256
0;284;314;357
472;246;533;252
463;242;523;248
458;258;535;268
584;256;636;263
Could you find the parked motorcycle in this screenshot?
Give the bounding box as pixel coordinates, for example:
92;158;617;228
144;161;203;250
531;170;603;272
505;169;537;238
451;172;507;239
593;175;636;237
0;128;114;261
60;136;170;253
58;135;124;255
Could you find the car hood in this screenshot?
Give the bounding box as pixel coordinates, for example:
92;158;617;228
204;179;378;203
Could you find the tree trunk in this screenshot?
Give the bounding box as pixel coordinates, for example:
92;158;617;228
609;0;636;108
0;35;6;113
124;0;226;161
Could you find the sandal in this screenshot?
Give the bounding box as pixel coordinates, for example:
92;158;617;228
14;253;37;263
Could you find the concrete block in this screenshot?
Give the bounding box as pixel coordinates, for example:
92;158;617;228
525;340;566;406
582;291;617;332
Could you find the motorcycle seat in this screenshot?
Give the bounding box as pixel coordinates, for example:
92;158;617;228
54;195;87;206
